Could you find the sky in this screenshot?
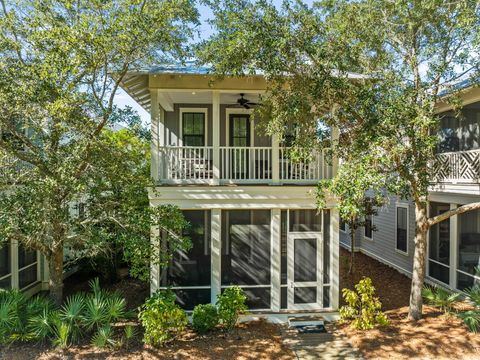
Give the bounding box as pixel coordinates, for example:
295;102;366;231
112;3;217;125
113;1;314;125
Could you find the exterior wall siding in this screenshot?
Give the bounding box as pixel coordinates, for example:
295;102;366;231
339;196;416;276
163;103;270;147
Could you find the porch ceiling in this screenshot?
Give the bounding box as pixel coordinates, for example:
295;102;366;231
119;71;267;113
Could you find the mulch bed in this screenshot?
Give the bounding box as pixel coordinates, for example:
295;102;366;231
339;247;411;310
338;247;480;359
1;320;294;360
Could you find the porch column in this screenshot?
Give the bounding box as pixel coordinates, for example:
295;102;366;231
330;207;340;309
272;134;280;184
150;90;160;181
449;203;458;290
212;91;220;184
211;209;222;303
11;240;19;289
150;225;161;295
331;126;340;178
271;209;281;311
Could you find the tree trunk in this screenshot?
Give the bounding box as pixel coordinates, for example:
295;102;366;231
408;201;429;320
48;246;64;306
349;227;355;274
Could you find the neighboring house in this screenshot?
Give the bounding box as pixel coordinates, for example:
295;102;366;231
120;64;341;312
340;84;480;292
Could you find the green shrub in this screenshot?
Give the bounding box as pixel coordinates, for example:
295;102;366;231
458;286;480;332
138;289;188;346
0;278;130;348
422;285;460;313
192;304;219;334
216;287;248;331
0;289;55;344
339;277;389;330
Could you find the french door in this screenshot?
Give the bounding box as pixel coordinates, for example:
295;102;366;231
229;114;251;178
287;232;323;310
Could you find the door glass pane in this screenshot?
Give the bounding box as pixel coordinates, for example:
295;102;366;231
0;243;11;278
289;210;322;232
294;238;317;282
281;210;288;285
294;287;316;304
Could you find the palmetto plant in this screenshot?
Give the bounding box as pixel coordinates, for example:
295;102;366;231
91;325;117;349
59;293;86;342
458;286;480;333
422;285;460;314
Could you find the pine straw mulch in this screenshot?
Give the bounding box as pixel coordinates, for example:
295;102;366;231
1;320;294;360
338;247;480;359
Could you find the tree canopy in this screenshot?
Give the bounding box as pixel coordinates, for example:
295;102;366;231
0;0;198;304
199;0;480;319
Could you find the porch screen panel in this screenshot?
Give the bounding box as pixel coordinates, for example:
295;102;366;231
0;242;11;289
222;210;271;309
457;209;480;290
428;202;450;285
289;210;322;232
164;210;211;310
18;245;37;289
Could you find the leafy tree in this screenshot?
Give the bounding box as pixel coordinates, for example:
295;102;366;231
0;0;198;305
199;0;480;319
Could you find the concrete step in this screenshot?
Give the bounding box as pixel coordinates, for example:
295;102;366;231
288;315;325;328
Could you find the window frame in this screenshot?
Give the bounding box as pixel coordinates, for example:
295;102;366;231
179;108;208;147
395;204;409;256
363;214;373;241
339;219;347;233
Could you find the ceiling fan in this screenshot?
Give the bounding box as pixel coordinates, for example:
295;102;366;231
228;93;258;109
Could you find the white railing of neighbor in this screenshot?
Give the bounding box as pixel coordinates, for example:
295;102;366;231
432;149;480;183
158;146;333;184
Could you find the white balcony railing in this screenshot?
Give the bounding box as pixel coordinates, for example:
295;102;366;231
432;149;480;183
161;146;214;181
159;146;333;184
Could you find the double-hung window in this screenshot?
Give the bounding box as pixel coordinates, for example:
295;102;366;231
182;112;205;146
396;205;408;254
364;215;373;240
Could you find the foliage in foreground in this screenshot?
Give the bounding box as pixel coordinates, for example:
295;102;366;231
340;277;389;330
138;289;188;346
422;285;460;314
458;285;480;333
216;286;248;331
0;278;133;348
192;304;219;334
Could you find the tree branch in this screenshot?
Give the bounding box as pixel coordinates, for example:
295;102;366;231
428;202;480;226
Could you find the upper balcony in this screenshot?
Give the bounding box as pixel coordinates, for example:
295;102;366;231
157;145;333;185
432;149;480;184
120;70;337;186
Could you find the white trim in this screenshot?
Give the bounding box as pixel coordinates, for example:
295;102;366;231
225;108;254;147
449;203;458;289
287;232;323;310
395;204;409;255
271;209;281;312
179;108;208;147
210;209;221;304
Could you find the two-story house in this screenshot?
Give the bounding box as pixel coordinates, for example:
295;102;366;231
120;64;341;313
339;83;480;293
